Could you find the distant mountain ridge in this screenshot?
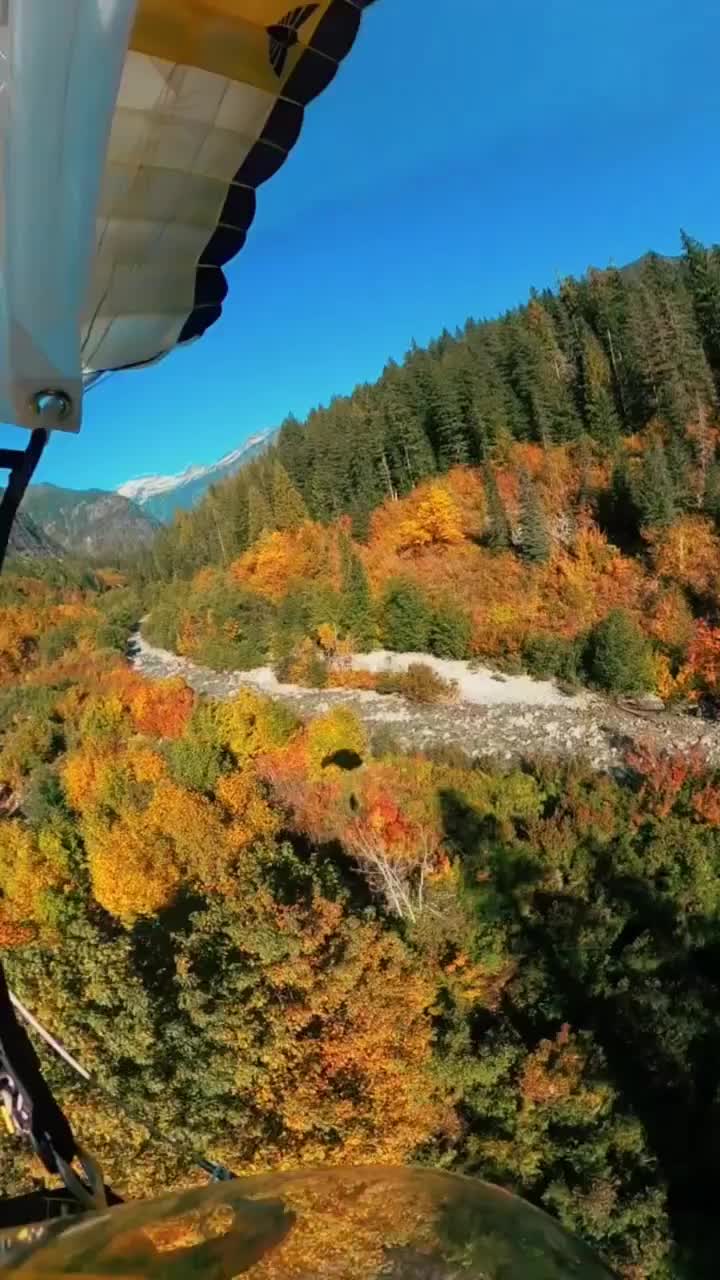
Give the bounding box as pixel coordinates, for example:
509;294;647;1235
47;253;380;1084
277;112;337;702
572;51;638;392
22;485;158;558
117;431;274;522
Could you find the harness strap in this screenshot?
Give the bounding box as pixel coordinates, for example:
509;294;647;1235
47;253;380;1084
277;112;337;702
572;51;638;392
0;964;76;1173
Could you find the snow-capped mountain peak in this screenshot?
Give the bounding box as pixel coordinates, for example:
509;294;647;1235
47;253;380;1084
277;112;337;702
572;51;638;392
116;432;273;523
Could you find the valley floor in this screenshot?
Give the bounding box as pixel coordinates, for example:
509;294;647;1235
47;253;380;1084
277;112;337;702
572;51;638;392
130;632;720;771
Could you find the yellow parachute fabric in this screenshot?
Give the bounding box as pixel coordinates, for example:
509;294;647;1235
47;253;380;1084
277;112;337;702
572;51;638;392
85;0;374;378
132;0;334;89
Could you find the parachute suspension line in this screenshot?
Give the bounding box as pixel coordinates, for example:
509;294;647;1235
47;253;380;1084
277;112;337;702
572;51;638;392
7;992;91;1084
7;986;235;1185
0;428;48;573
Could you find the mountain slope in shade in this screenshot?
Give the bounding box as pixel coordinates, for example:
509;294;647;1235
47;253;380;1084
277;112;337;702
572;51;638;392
117;431;274;522
22;484;159;557
7;509;64;560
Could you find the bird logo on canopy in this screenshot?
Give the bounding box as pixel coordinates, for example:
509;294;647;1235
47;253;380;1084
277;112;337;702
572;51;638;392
267;5;319;75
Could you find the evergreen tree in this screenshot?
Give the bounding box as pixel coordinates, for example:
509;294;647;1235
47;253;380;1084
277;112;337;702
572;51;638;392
518;470;551;563
483;462;511;550
599;456;642;550
574;434;597;511
584;266;650;428
308;402;352;518
247;485;274;545
636;438;676;528
429;601;472;659
586;608;654;693
665;433;692;513
704;461;720;525
340;536;374;650
348;403;395;519
640;253;716;428
275;413;310;490
682;230;720;390
525;298;584;442
380;580;432;651
578;324;622;446
426;366;469;469
271;461;308;530
383;369;435;491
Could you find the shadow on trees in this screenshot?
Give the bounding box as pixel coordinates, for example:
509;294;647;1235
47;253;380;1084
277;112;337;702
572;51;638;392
269;827;376;916
131;888;206;1007
438;787;720;1278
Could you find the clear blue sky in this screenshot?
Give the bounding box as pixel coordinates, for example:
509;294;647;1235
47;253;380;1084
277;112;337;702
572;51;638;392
10;0;720;490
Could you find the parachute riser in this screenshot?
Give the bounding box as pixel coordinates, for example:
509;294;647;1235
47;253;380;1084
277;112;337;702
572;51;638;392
0;427;48;573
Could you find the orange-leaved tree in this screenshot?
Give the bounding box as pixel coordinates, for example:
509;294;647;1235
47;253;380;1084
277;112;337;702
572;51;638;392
677;620;720;704
129;677;195;739
231;522;340;602
647;515;720;602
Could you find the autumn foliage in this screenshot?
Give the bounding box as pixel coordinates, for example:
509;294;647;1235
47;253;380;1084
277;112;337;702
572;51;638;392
5;561;720;1275
142;435;720;706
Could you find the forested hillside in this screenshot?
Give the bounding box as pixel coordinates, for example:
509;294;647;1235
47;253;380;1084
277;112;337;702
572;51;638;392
139;233;720;579
131;234;720;708
1;561;720;1277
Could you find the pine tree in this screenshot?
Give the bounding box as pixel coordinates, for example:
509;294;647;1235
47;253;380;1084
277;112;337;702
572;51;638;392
636;438;676;528
483;462;511;550
426;366;469;469
704;461;720;526
665;433;692;513
429;600;472;659
525;298;584;443
383;370;435;491
275;414;310;493
308;403;352;519
518;470;551;563
587;609;653;693
584;266;649;429
271;461;308;530
578;325;622;446
381;580;432;651
246;485;274;545
348;402;394;518
640;253;716;428
340;536;374;650
602;457;642;549
682;230;720;391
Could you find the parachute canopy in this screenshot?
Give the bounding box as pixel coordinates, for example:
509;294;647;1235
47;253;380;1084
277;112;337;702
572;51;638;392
0;0;374;433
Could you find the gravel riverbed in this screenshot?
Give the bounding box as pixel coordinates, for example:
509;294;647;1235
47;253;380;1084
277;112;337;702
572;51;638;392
130;632;720;771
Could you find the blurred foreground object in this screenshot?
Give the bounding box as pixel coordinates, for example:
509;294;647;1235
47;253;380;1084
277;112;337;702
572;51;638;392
0;1166;614;1278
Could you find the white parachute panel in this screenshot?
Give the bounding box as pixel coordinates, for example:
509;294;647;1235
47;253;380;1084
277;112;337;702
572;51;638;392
0;0;137;431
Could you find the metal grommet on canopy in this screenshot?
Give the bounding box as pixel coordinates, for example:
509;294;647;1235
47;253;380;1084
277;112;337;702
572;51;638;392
30;390;73;424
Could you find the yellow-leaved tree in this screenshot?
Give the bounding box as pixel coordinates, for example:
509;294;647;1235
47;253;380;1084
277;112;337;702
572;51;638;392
397;485;465;553
0;819;69;939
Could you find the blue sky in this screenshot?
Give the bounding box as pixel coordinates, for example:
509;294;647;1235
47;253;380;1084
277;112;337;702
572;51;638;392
12;0;720;490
